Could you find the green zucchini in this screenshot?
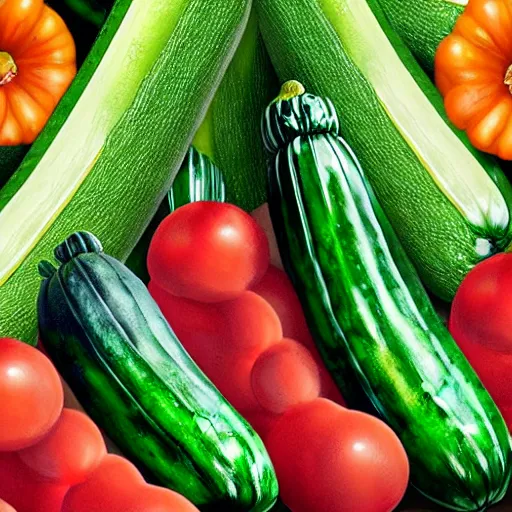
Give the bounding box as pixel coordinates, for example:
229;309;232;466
256;0;512;302
125;9;277;282
125;147;226;282
38;232;278;511
192;8;278;212
265;82;512;511
376;0;466;74
0;0;251;344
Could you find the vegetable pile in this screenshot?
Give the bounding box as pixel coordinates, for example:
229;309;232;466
0;338;199;512
3;0;512;511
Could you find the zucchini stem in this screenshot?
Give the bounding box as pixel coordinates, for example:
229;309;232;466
0;52;17;86
275;80;305;101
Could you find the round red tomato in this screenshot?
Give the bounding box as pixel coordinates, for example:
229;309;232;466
251;339;321;414
147;202;270;303
449;253;512;422
62;454;199;512
266;398;409;512
0;452;68;512
251;266;345;405
0;338;63;451
18;408;107;485
450;253;512;353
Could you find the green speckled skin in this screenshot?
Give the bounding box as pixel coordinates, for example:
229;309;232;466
38;233;278;511
256;0;512;302
265;91;512;511
0;0;251;345
376;0;465;74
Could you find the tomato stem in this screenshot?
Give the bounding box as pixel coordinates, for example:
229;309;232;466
0;52;17;86
504;65;512;94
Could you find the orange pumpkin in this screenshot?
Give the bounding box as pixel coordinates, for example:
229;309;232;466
435;0;512;160
0;0;76;145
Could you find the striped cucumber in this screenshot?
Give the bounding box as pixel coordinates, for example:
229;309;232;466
0;0;251;344
257;0;512;302
38;232;278;511
265;81;512;511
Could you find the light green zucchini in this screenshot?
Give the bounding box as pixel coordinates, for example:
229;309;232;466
0;0;251;343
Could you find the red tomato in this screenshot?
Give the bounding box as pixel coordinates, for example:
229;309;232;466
149;280;227;375
19;408;107;485
0;338;63;451
121;485;199;512
61;454;144;512
148;202;270;303
243;409;281;441
450;253;512;353
449;253;512;424
251;339;321;414
62;454;198;512
251;266;345;405
213;353;262;413
266;399;409;512
218;291;283;358
0;452;68;512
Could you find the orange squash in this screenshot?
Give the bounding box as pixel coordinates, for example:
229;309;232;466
0;0;76;145
435;0;512;160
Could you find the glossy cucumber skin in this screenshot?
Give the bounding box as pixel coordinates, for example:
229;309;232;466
0;0;251;344
38;233;278;511
125;147;226;282
376;0;464;74
265;91;512;511
256;0;512;302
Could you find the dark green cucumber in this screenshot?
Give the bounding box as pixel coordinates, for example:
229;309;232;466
125;147;226;282
376;0;466;74
265;82;512;511
38;232;278;511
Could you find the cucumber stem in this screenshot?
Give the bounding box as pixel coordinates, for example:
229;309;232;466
275;80;305;101
0;52;17;86
504;65;512;94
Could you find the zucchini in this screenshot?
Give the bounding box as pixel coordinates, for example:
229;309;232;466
125;9;277;281
256;0;512;302
0;0;251;344
125;147;226;282
265;82;512;511
38;232;279;511
193;8;278;212
376;0;466;74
